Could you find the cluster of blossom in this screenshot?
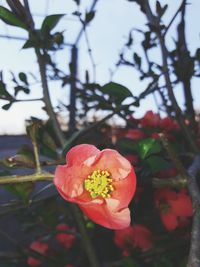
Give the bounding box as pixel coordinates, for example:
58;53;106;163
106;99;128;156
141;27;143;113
27;223;76;267
114;224;153;256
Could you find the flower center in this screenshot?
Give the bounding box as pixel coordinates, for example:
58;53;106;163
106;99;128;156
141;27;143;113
84;170;114;199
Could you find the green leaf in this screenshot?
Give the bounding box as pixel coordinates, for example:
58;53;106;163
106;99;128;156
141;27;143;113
146;155;169;173
101;82;133;104
138;138;161;159
14;146;35;168
14;85;30;96
22;39;35;49
19;72;28;85
133;52;141;69
122;257;141;267
2;102;13;110
116;138;138;154
85;10;95;24
0;81;13;100
0;6;27;29
41;14;65;33
4;182;33;204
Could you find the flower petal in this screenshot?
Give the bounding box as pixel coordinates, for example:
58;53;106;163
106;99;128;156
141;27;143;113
79;199;131;229
66;144;100;167
112;169;136;209
160;213;178;231
54;165;89;201
169;192;193;217
94;149;132;181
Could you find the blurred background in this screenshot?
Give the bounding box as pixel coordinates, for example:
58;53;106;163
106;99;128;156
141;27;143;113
0;0;199;134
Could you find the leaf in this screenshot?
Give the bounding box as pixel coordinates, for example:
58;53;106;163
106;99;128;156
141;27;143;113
22;39;35;49
126;31;133;47
85;10;95;24
0;81;13;100
138;138;161;159
73;0;80;5
116;138;138;154
19;72;28;85
146;155;169;173
156;1;162;15
14;85;30;96
156;1;168;17
101;82;133;104
41;14;65;33
2;102;13;110
0;6;27;29
4;182;33;204
41;131;57;151
133;53;141;69
13;146;35;168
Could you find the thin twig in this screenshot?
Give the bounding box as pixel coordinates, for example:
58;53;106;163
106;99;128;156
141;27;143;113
0;172;54;184
163;0;185;36
152;175;187;188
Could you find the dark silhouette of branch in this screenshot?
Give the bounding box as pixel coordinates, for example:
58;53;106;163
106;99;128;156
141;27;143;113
176;0;196;129
140;0;199;154
74;0;99;45
69;45;78;133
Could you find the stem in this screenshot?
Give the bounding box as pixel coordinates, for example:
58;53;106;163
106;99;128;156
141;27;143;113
142;0;199;154
69;45;78;133
35;48;65;147
0;172;54;184
32;140;41;173
159;133;189;180
152;175;187;188
71;205;100;267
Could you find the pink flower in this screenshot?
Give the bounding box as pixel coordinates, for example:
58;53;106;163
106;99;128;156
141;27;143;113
55;224;76;249
54;144;136;229
154;188;193;231
27;239;49;267
114;225;153;256
159;117;180;132
140;111;161;128
124;129;146;140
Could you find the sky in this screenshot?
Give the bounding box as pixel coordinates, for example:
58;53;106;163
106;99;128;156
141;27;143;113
0;0;199;134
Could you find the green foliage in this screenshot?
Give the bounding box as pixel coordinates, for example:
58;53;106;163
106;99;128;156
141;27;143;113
0;6;27;29
41;14;65;33
85;10;95;24
116;138;138;154
138;138;162;159
0;81;14;101
4;182;33;204
2;102;13;110
18;72;28;85
101;82;133;104
146;155;169;173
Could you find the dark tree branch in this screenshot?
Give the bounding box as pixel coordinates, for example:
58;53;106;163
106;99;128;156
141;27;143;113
141;0;199;154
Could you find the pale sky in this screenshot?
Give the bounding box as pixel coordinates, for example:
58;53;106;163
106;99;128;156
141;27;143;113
0;0;199;134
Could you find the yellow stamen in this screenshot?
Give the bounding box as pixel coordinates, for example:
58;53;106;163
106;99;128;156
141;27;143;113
84;170;114;199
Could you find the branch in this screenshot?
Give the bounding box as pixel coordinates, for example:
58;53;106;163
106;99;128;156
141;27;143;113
163;0;185;36
142;0;199;154
152;175;187;188
0;172;54;184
